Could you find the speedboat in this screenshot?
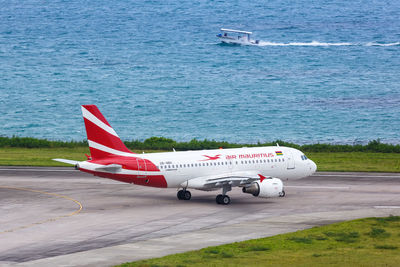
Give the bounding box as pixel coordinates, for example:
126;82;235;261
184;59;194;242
217;28;260;45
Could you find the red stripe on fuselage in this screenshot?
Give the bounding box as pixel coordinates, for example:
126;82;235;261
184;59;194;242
80;169;167;188
89;156;160;172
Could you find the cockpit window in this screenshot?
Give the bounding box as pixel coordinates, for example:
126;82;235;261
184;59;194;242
301;155;308;160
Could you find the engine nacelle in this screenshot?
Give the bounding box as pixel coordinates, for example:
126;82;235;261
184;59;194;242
242;178;283;198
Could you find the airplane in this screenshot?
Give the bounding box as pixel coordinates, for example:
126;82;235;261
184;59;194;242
54;105;317;205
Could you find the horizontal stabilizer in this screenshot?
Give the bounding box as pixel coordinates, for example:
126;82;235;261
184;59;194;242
53;158;80;165
95;164;122;173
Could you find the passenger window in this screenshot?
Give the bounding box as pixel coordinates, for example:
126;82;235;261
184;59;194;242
282;159;285;162
191;164;194;167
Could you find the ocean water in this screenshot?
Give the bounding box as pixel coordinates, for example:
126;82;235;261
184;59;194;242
0;0;399;144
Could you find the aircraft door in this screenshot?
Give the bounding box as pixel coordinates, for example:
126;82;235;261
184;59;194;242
286;150;295;169
137;158;147;178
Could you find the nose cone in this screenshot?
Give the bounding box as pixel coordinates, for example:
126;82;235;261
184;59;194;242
310;160;317;174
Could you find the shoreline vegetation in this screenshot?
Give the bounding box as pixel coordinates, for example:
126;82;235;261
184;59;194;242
1;136;400;153
0;137;399;172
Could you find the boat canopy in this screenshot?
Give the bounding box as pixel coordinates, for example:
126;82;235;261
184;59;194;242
220;28;252;35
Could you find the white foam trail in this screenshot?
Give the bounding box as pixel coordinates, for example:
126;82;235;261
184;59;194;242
258;41;353;46
257;40;399;47
365;42;400;47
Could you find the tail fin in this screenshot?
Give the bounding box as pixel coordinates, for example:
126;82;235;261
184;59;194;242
81;105;134;159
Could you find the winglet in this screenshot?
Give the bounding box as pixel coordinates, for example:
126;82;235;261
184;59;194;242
258;174;266;183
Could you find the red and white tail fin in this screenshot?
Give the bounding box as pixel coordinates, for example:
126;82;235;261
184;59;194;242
81;105;135;159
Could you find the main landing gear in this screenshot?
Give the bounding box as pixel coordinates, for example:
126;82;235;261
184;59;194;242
177;189;191;200
216;194;230;205
216;184;232;205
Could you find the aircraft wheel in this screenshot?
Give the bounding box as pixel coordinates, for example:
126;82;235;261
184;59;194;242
279;190;285;197
216;194;230;205
177;190;184;200
221;195;230;205
216;194;223;204
183;190;191;200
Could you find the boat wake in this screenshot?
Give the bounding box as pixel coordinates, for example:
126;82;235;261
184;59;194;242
257;41;400;47
365;42;400;47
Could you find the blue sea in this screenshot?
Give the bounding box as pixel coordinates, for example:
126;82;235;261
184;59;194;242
1;0;399;144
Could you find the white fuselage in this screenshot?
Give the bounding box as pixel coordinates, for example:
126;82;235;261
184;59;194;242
140;146;316;188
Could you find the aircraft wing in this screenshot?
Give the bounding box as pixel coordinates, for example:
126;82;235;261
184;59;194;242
186;170;267;191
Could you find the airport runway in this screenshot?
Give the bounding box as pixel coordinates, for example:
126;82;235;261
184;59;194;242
0;167;399;267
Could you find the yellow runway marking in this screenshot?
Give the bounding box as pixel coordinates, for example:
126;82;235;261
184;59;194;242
0;186;83;234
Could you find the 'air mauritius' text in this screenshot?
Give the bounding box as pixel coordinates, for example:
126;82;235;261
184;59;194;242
225;153;275;160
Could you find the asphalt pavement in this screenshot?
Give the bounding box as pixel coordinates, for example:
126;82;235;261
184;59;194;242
0;167;399;266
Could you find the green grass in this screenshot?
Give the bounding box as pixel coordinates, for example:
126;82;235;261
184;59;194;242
0;147;160;166
0;147;90;166
116;216;400;267
308;152;400;172
0;148;399;172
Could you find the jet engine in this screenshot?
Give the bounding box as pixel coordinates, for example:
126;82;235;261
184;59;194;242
242;178;284;198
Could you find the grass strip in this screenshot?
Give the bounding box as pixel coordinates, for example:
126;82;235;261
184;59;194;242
117;216;400;267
